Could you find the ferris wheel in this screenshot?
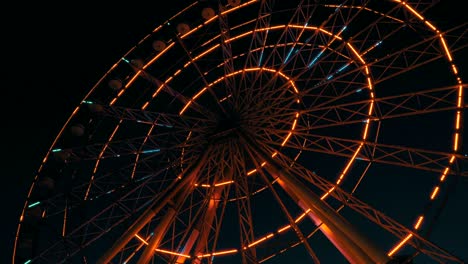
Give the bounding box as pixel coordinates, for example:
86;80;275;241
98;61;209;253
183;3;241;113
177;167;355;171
14;0;467;263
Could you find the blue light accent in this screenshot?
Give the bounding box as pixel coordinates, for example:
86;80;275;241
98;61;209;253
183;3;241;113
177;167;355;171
82;100;94;104
156;123;173;128
28;201;40;208
258;50;264;67
24;260;32;264
337;63;350;73
136;120;173;128
327;75;333;80
122;57;130;63
308;51;324;68
52;148;62;153
374;40;382;47
356;88;362;93
335;4;343;12
142;149;161;154
284;47;295;64
136;175;151;182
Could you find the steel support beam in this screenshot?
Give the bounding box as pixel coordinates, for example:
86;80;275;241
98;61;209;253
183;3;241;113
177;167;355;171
97;150;210;264
240;133;390;264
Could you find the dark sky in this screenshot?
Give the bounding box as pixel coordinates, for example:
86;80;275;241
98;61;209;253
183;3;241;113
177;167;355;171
3;1;467;263
4;3;181;262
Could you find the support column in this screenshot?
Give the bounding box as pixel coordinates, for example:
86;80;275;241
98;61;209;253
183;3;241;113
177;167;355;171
177;168;232;263
183;188;222;264
240;134;390;264
97;150;210;264
137;188;193;264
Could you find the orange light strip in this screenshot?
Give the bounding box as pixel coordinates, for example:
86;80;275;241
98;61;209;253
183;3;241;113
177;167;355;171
135;233;191;258
346;43;366;64
190;44;220;64
453;133;459;151
146;39;175;68
320;186;336;200
414;216;424;230
155;248;191;258
439;34;453;62
295;208;311;223
402;2;424;20
247;169;256;175
180;24;204;39
179;101;192;115
440;167;449;182
84;120;122;200
458;84;463;107
449;155;456;164
430;186;440;200
197;249;238;258
388;233;413;256
424;21;436;31
278;224;292;233
135;233;149;245
246;233;275;248
214;180;234;186
455;111;460;129
451;64;458;75
193;87;207;100
131;126;155;180
194;181;235;188
220;0;257;17
110;68;142;107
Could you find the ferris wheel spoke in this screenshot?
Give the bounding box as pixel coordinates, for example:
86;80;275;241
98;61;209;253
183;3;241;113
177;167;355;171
94;103;210;128
272;0;362;72
174;32;232;117
97;149;211;263
240;1;326;107
171;182;232;263
134;145;235;262
29;160;184;262
250;1;371;101
31;153;200;261
241;0;274;69
253;145;465;263
217;1;240;108
244;88;299;120
368;27;466;85
280;155;466;264
125;57;218;119
236;0;275;108
240;132;391;263
280;85;462;132
243;142;321;263
56;130;203;162
267;131;466;176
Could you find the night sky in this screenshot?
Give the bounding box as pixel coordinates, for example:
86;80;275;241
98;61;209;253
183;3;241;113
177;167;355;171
3;1;467;263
